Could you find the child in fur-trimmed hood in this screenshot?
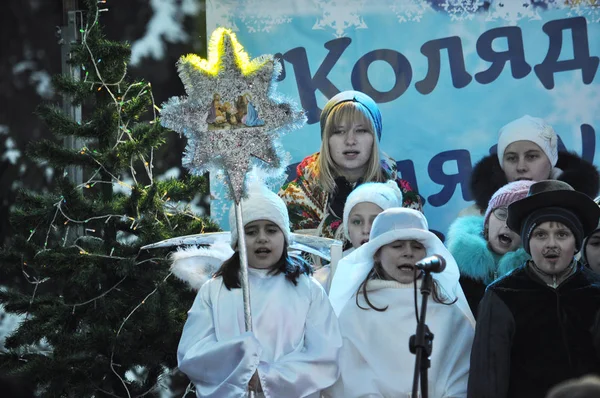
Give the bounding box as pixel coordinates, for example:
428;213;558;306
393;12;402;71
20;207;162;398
446;180;534;317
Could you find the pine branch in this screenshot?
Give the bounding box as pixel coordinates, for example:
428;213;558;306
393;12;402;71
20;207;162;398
26;139;98;169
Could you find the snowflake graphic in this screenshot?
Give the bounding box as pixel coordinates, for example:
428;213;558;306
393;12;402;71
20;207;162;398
206;0;240;32
240;15;294;33
542;76;600;126
387;0;432;23
441;0;485;21
485;1;542;25
313;0;368;37
217;201;230;224
239;0;294;32
566;1;600;23
210;171;231;226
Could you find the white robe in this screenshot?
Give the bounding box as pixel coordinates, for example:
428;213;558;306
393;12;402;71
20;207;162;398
312;247;355;293
325;280;474;398
177;267;342;398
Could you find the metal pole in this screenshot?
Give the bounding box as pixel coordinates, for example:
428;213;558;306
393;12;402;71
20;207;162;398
233;202;255;398
234;201;253;333
411;272;434;398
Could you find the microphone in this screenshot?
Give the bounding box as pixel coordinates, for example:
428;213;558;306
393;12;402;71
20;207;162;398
415;255;446;273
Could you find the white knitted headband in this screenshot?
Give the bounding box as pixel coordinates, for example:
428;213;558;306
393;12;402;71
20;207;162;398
497;115;558;169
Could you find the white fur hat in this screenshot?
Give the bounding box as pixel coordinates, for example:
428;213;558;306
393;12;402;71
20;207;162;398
229;182;291;249
329;208;474;326
342;180;403;240
497;115;559;169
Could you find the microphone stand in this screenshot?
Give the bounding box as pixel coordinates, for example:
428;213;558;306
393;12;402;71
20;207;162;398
409;270;434;398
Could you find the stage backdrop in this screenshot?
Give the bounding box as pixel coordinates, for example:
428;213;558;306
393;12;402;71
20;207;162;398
205;0;600;239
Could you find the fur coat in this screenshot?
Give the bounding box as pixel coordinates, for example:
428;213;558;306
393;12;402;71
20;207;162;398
469;151;599;213
468;263;600;398
446;215;531;316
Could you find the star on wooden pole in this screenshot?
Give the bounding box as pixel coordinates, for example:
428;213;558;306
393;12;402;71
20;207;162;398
160;27;305;202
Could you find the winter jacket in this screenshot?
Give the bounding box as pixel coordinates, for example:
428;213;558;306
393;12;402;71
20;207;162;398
469;151;600;213
446;215;530;317
468;263;600;398
278;152;422;240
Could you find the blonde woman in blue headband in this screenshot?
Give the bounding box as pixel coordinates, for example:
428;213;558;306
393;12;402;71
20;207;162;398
279;91;422;246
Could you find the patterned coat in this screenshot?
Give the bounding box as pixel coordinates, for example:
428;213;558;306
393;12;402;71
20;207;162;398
278;152;422;240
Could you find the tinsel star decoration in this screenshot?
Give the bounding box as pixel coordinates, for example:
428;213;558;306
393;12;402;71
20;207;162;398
160;27;305;202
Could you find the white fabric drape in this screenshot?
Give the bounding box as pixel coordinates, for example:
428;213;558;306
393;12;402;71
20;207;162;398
325;279;475;398
178;268;342;397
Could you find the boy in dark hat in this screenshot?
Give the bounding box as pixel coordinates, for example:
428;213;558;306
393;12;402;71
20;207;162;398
467;180;600;398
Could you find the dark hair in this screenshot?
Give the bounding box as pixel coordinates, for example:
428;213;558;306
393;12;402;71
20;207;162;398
214;249;313;290
355;260;456;312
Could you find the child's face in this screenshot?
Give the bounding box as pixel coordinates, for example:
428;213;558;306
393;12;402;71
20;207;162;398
375;240;426;284
585;231;600;274
502;140;552;183
486;207;522;255
244;220;285;269
347;202;383;249
529;221;576;275
328;117;374;177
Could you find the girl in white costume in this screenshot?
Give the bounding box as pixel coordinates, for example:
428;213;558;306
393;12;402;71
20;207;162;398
313;180;403;290
177;184;342;398
325;208;475;398
342;180;403;255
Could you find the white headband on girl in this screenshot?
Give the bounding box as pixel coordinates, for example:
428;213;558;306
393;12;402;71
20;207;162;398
497;115;558;169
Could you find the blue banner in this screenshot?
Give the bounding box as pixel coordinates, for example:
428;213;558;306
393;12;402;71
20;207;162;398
206;0;600;238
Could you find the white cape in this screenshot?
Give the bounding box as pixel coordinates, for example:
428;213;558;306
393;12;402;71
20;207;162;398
325;280;474;398
177;268;342;397
312;246;355;293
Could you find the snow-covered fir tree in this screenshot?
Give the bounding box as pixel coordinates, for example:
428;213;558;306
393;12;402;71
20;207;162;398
0;1;218;396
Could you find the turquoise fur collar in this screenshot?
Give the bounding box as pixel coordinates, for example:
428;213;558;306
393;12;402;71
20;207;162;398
446;215;530;285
